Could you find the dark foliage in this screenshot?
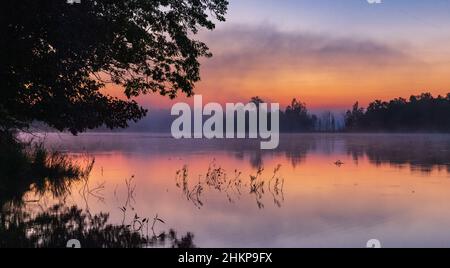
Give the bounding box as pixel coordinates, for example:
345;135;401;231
246;97;317;132
0;0;228;134
280;98;317;132
0;204;195;248
0;132;195;248
345;93;450;132
0;131;89;207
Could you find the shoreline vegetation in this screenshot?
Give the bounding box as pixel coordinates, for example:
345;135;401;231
241;93;450;133
30;92;450;134
1;1;449;248
0;131;196;248
0;132;196;248
2;94;449;247
344;93;450;132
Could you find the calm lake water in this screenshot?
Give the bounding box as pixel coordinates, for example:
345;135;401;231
23;133;450;247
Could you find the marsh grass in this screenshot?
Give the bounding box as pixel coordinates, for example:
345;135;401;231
0;132;195;248
1;169;195;248
0;203;195;248
0;132;93;207
175;160;285;209
268;164;284;208
114;175;195;248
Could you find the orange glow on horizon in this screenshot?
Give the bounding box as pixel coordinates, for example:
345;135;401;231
103;62;450;111
101;41;450;111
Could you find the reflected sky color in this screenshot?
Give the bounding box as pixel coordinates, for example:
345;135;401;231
105;0;450;110
27;133;450;247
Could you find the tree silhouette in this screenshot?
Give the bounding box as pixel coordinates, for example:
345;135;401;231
344;102;365;131
0;204;196;248
280;98;317;132
250;96;265;108
345;93;450;132
0;0;228;134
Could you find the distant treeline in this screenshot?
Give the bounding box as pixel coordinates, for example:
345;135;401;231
33;93;450;133
238;93;450;133
87;97;342;133
345;93;450;132
278;98;339;132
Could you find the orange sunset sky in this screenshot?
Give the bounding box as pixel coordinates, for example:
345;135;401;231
105;0;450;111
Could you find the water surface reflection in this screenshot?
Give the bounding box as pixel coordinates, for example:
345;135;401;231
7;133;450;247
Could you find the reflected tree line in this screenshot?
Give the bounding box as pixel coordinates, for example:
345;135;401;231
215;134;450;173
42;131;450;173
1;0;230;247
0;204;193;248
0;131;89;207
0;132;195;248
344;135;450;173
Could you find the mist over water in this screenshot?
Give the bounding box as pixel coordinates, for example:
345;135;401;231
15;133;450;247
